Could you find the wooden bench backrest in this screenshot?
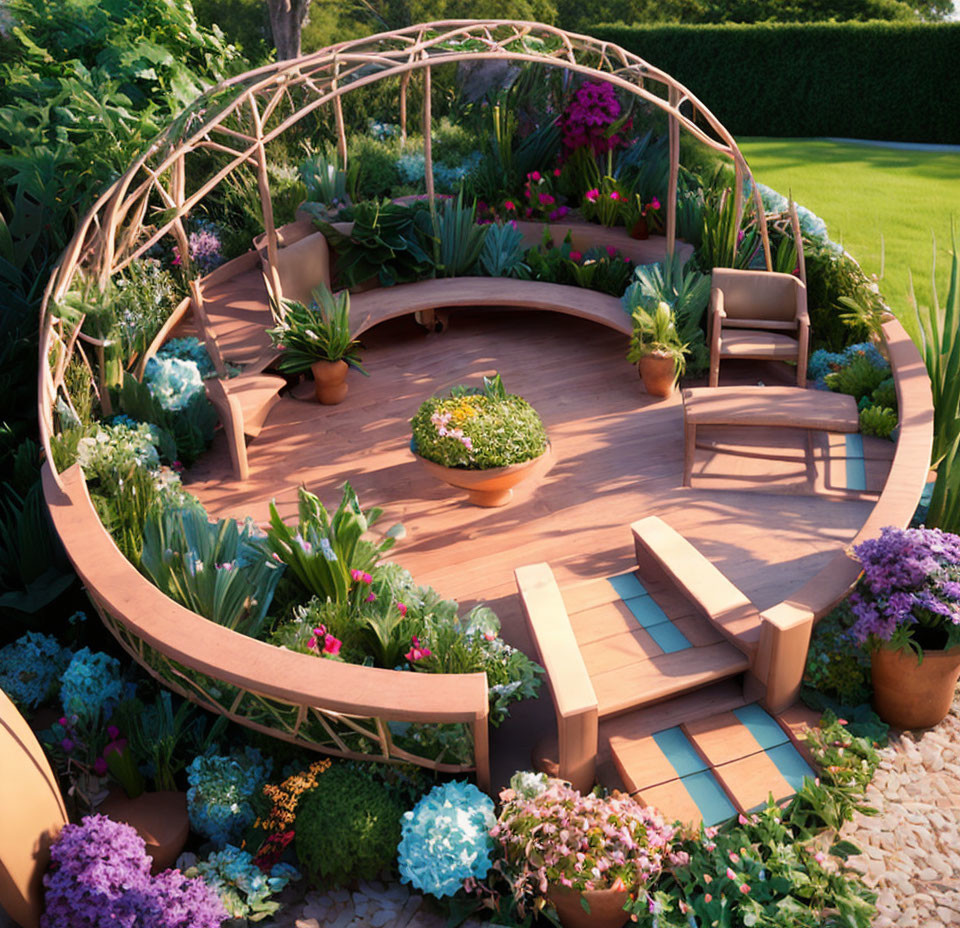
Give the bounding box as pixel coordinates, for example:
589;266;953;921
712;268;804;322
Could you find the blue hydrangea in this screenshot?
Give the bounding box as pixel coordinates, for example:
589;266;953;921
181;845;299;920
186;747;272;848
144;355;206;411
60;648;125;721
398;781;496;898
396;151;427;185
0;632;71;710
157;337;217;378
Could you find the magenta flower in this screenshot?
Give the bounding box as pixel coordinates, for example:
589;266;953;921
553;168;562;177
322;634;341;656
609;191;622;201
93;757;109;776
397;602;408;617
585;188;600;203
61;738;75;754
405;636;432;661
365;592;377;602
726;867;737;881
504;200;516;211
529;171;542;182
350;569;373;584
569;250;583;262
606;245;618;258
538;193;555;206
650;197;661;211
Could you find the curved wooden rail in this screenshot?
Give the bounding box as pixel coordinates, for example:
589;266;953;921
752;316;934;710
42;462;490;788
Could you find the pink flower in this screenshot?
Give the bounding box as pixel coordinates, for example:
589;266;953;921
94;757;109;776
538;192;555;206
585;188;600;203
405;636;432;661
365;592;377;602
704;893;713;903
610;191;622;201
322;634;341;656
58;717;68;728
397;602;408;616
814;851;827;864
650;197;661;211
553;168;562;177
606;245;618;258
529;171;542;182
738;814;749;825
504;200;516;211
728;852;740;863
739;883;751;894
726;867;737;881
569;250;583;262
107;725;120;741
105;738;127;757
60;738;74;754
484;630;496;641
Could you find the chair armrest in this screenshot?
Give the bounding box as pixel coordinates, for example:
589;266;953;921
795;281;810;387
710;288;725;363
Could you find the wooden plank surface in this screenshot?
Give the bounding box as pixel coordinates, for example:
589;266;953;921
683;386;860;431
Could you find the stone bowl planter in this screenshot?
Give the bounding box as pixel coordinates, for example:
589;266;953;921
412;446;551;507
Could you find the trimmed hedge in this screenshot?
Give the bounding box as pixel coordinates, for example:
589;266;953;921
591;22;960;143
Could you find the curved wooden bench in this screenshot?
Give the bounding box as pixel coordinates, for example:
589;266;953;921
43;462;491;789
349;276;632;339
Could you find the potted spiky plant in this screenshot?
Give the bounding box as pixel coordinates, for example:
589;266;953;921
267;284;366;404
626;301;688;398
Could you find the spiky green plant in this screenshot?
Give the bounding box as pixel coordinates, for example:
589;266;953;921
431;192;489;278
905;230;960;532
626;301;689;379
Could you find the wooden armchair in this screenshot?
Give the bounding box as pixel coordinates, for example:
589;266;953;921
709;268;810;387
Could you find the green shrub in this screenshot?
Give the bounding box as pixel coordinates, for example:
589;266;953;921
802;602;871;706
860;404;898;439
871;376;897;411
824;355;889;401
590;22;960;144
294;765;403;886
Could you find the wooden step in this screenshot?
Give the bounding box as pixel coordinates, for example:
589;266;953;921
591;640;750;718
609;700;817;827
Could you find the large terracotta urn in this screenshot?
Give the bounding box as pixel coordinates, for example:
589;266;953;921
0;689;69;928
871;644;960;730
413;446;551;507
638;352;678;398
547;883;630;928
311;359;349;404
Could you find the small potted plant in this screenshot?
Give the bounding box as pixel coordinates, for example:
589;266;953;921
626;301;688;398
492;773;677;928
848;525;960;729
410;374;549;507
267;284;366;404
625;193;661;240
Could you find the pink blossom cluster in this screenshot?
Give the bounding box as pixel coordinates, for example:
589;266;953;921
559;81;627;156
430;411;474;452
405;635;431;662
306;623;342;657
493;778;677;905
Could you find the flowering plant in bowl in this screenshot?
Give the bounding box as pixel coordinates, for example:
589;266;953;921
410;374;549;506
492;775;677;922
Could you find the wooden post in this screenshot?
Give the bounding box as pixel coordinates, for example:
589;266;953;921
247;95;284;305
666;86;680;259
754;181;773;271
733;159;744;238
333;59;347;169
399;71;410;144
423;64;435;206
472;715;491;794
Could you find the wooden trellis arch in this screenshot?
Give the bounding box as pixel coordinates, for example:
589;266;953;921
38;19;777;477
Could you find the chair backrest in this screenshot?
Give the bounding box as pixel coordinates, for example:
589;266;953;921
0;689;68;928
712;268;804;322
265;230;332;306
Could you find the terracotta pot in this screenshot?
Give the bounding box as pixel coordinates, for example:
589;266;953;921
547;883;630;928
413;446;551;507
871;644;960;730
98;790;190;873
311;359;349;404
630;216;649;240
638;352;678;398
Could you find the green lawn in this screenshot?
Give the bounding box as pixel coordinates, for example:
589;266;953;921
738;138;960;315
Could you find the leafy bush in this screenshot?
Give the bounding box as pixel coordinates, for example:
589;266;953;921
411;375;547;470
860;404;898;439
60;648;126;722
802;602;871;706
870;376;897;411
181;845;300;922
140;505;284;637
187;747;273;848
398;781;496;898
295;765;403;886
42;815;226;928
825;355;890;401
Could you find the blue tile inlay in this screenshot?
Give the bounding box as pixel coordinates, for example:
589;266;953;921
733;704;790;751
607;572;647;600
681;770;737;826
624;594;670;628
844;433;867;491
653;726;708;777
766;742;816;791
647;621;693;653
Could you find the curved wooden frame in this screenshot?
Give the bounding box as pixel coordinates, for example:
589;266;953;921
35;20;933;786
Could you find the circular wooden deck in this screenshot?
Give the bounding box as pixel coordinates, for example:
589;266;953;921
186;309;884;783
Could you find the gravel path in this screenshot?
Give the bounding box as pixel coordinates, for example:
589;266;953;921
841;697;960;927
